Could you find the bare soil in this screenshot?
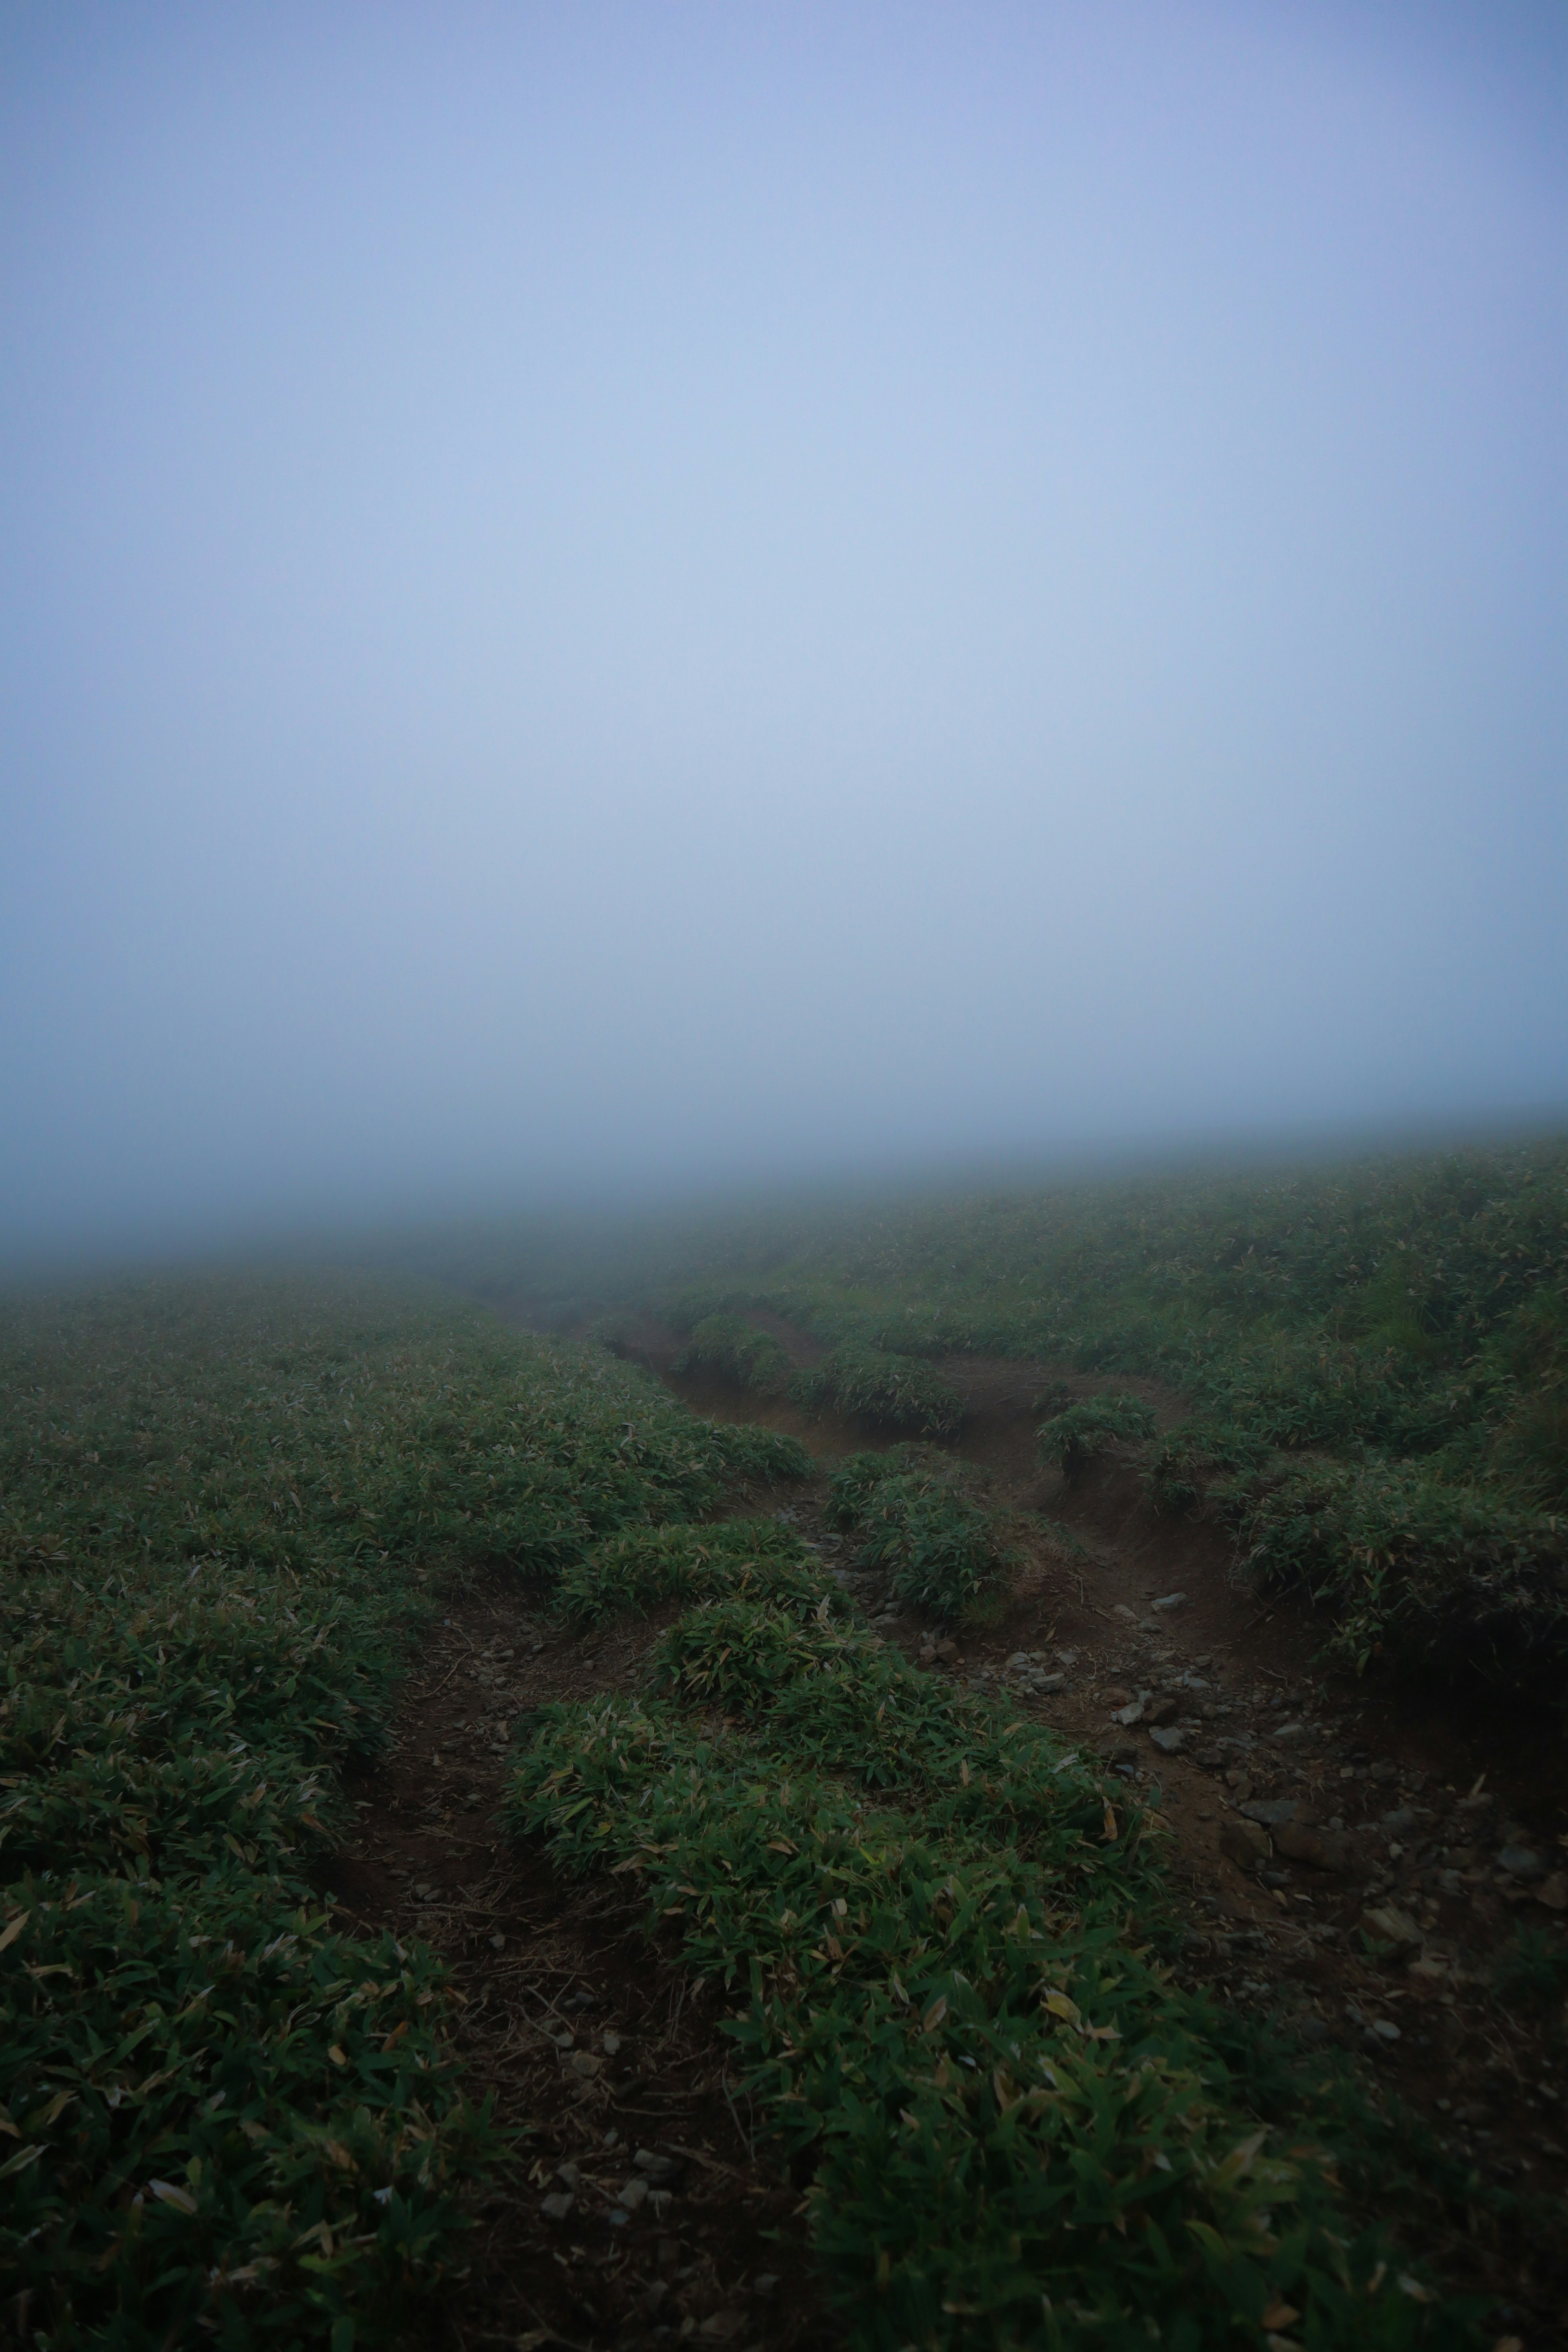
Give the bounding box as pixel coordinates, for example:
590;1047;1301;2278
325;1307;1568;2350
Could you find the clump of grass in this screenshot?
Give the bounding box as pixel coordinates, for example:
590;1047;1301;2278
1036;1390;1157;1479
557;1515;829;1622
1;1877;487;2348
671;1311;793;1396
1145;1416;1265;1516
643;1597;1088;1826
509;1597;1464;2350
790;1343;964;1437
1235;1456;1568;1684
825;1447;1011;1622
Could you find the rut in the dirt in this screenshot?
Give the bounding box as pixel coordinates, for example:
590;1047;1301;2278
324;1571;829;2352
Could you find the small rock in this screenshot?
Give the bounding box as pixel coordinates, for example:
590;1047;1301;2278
619;2175;650;2210
1497;1846;1546;1881
1146;1696;1179;1727
602;2031;622;2055
1273;1721;1307;1744
1537;1872;1568;1912
1361;1904;1422;1953
1112;1606;1140;1624
1275;1821;1348;1873
1150;1592;1187;1613
1241;1799;1301;1828
753;2274;780;2299
556;2162;581;2188
1407;1953;1450;1984
569;2051;602;2079
1369;1759;1398;1784
1221;1818;1272;1869
1297;2018;1331;2045
634;2148;677;2182
1149;1725;1185;1755
540;2192;575;2221
1371;2017;1401;2042
1114;1696;1147;1726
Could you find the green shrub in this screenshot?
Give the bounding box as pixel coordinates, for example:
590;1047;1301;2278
1236;1456;1568;1680
556;1515;827;1622
671;1311;793;1396
1;1877;489;2349
790;1343;964;1437
701;1419;813;1486
1036;1392;1157;1479
1145;1417;1264;1516
826;1448;1010;1621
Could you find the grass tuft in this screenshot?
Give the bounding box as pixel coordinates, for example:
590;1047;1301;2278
671;1312;794;1396
790;1343;965;1437
556;1515;829;1622
826;1447;1013;1622
1036;1391;1158;1480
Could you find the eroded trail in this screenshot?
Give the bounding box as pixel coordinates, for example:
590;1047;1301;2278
604;1316;1568;2339
337;1306;1567;2349
324;1573;826;2352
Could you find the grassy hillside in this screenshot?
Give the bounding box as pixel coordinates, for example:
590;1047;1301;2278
394;1139;1568;1690
0;1274;801;2348
0;1266;1488;2348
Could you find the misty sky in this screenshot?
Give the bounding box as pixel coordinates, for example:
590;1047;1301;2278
3;2;1564;1258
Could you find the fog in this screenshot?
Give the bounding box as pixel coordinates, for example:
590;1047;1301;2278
3;3;1564;1265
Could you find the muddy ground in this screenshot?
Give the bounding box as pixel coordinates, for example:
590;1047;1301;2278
321;1310;1568;2351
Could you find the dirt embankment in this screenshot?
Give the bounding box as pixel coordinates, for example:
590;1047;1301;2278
328;1302;1568;2350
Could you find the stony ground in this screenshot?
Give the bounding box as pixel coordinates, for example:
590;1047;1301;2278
324;1316;1568;2350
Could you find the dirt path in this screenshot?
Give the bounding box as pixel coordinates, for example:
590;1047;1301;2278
322;1567;827;2352
333;1303;1568;2349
